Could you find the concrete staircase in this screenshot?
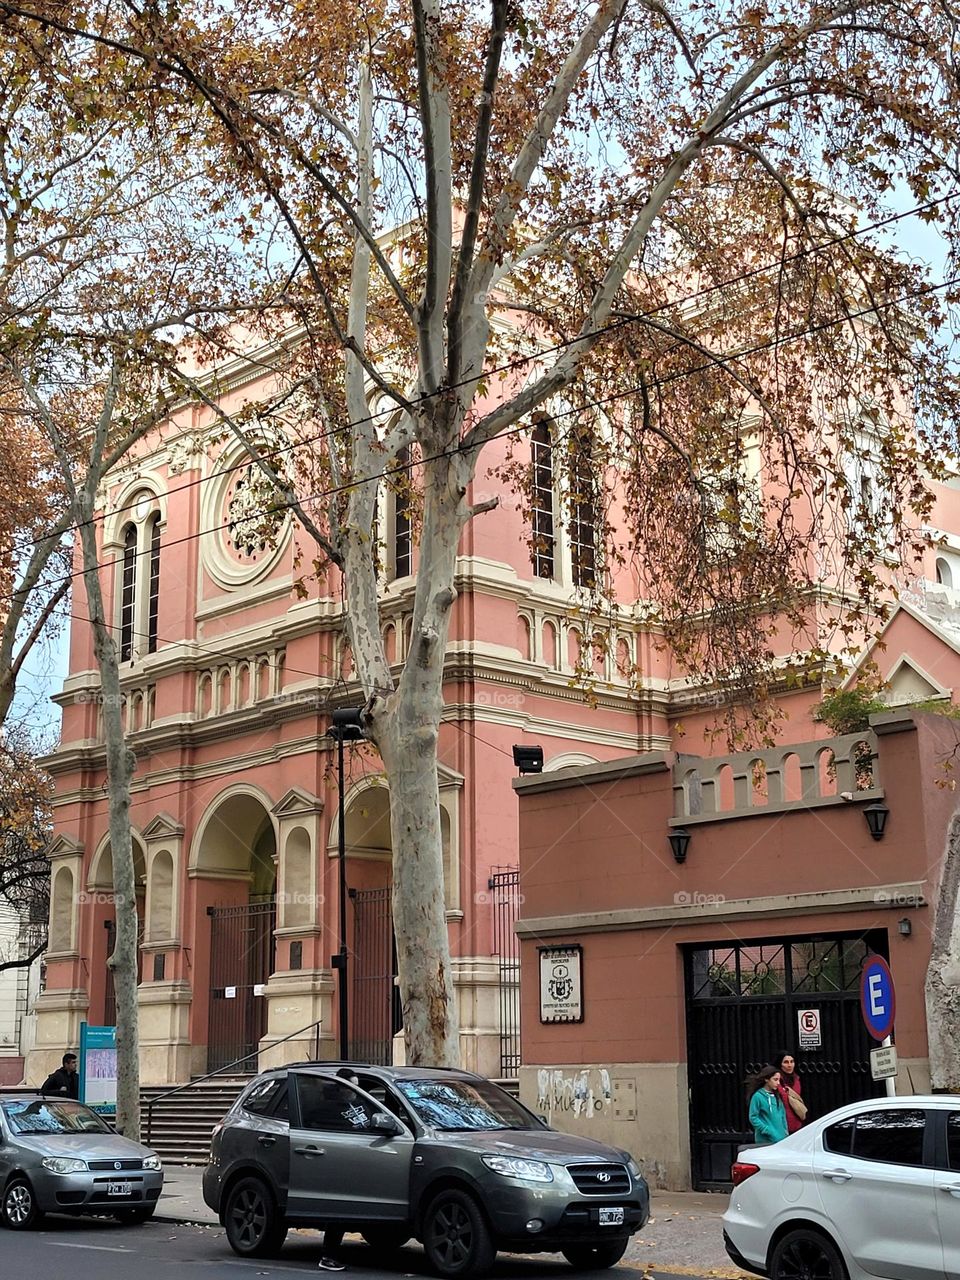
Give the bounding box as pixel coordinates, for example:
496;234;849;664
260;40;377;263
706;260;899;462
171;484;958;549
141;1077;248;1164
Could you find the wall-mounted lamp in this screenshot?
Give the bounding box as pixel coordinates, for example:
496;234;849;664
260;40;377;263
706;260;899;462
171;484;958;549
669;828;691;864
898;917;912;937
863;802;890;841
513;744;544;775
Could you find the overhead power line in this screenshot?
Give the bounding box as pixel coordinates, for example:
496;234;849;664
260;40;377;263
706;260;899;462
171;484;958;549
15;266;960;607
23;189;960;549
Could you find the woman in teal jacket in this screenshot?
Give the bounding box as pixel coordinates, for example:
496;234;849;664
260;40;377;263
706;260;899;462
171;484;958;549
748;1066;789;1144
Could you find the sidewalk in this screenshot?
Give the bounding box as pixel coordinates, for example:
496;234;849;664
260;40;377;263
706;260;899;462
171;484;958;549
155;1167;744;1277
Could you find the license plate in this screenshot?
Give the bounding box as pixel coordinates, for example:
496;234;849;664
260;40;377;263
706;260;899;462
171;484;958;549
598;1207;624;1226
107;1182;133;1197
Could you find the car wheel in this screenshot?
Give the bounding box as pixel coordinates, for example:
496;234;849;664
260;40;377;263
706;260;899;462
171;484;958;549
2;1178;44;1230
423;1189;495;1278
562;1236;630;1270
115;1207;156;1224
362;1225;411;1252
223;1176;287;1258
771;1228;848;1280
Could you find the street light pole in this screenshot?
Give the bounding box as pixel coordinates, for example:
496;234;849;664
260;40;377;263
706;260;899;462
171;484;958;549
336;725;348;1060
329;708;364;1061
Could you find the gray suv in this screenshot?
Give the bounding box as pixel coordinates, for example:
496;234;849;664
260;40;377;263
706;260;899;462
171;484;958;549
203;1063;649;1277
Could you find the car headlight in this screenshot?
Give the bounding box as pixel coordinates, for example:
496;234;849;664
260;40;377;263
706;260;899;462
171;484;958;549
627;1158;643;1179
482;1155;553;1183
41;1157;88;1175
143;1154;162;1171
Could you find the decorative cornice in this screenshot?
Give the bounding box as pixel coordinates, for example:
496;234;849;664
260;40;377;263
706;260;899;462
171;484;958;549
272;786;324;818
513;753;671;794
515;881;928;938
140;813;185;842
46;834;84;861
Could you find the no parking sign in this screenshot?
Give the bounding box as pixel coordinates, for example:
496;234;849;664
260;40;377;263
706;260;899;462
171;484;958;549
798;1007;822;1048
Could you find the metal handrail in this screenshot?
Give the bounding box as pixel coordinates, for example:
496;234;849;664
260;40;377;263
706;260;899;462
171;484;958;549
145;1018;321;1147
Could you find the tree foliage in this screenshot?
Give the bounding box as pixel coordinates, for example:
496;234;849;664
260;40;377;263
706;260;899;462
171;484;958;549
0;27;253;1130
0;726;51;973
5;0;960;1060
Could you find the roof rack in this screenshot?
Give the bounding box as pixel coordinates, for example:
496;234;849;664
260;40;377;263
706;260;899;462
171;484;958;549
263;1060;472;1075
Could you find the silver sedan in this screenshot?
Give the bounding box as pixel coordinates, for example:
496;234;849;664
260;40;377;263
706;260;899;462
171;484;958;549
0;1093;163;1229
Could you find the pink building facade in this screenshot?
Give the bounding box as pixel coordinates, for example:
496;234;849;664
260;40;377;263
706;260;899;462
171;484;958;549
30;331;960;1102
31;364;682;1088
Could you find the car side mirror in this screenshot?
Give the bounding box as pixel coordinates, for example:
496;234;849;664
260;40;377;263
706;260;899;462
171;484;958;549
371;1111;403;1135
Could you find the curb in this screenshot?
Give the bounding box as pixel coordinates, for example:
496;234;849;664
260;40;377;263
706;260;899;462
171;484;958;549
147;1218;752;1279
152;1210;221;1227
625;1267;752;1279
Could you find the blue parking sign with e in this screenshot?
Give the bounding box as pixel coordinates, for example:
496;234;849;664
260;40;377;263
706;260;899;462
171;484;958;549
861;956;895;1041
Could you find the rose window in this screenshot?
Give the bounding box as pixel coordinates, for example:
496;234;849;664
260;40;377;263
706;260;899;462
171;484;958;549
226;469;288;562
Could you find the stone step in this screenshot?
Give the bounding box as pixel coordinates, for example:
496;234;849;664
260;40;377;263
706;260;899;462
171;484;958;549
140;1077;247;1163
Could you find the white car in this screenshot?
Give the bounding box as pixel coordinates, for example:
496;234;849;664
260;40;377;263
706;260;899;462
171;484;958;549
723;1095;960;1280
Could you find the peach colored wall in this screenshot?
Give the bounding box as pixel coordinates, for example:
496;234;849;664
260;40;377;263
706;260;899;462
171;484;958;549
517;715;957;1070
858;608;960;696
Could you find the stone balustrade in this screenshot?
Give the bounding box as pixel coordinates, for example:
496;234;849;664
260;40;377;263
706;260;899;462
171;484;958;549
673;731;883;824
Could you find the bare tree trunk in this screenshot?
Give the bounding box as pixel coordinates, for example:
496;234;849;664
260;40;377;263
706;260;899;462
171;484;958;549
372;452;462;1066
925;812;960;1090
74;495;140;1137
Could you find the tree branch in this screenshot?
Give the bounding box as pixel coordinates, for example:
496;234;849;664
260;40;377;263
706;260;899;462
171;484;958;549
412;0;454;398
446;0;509;388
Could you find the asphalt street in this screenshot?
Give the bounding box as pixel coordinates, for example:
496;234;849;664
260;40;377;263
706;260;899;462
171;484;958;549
0;1216;721;1280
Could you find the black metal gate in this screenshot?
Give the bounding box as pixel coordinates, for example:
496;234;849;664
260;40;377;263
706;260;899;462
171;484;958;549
489;866;521;1077
207;900;276;1073
350;886;401;1064
685;929;888;1189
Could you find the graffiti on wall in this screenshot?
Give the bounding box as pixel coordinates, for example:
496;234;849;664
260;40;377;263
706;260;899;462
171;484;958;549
536;1067;612;1119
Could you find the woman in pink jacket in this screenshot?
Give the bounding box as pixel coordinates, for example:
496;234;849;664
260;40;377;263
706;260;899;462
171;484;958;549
773;1049;806;1134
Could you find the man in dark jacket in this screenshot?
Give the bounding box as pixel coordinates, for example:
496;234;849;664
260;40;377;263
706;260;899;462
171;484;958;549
41;1052;79;1099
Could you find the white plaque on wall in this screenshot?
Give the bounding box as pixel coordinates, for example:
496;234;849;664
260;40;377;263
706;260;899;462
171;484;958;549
539;945;584;1023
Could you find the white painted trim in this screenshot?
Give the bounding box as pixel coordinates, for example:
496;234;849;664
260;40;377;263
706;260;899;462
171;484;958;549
188;782;279;873
516;881;927;937
885;653;951;699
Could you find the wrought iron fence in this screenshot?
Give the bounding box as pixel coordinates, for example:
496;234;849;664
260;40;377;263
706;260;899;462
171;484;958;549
489;866;521;1077
206;899;276;1073
351;886;401;1064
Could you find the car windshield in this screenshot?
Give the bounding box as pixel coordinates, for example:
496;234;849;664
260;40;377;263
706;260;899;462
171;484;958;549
395;1078;538;1131
1;1099;111;1136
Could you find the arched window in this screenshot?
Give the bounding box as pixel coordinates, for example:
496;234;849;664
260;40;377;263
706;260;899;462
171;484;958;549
937;557;953;589
568;425;597;589
117;493;162;661
120;524;137;662
147;514;161;652
394;447;411;579
531;417;555;579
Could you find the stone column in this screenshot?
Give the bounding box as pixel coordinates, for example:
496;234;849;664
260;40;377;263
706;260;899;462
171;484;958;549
138;814;192;1084
260;788;335;1065
26;834;88;1085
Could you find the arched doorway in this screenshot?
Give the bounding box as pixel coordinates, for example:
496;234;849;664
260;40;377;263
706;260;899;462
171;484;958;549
335;781;455;1064
193;791;277;1072
341;784;398;1064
